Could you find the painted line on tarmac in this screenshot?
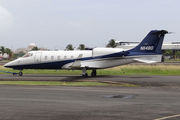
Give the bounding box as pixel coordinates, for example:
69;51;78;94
154;114;180;120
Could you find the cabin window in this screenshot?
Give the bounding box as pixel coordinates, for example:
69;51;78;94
51;56;54;60
23;53;31;58
64;56;67;59
45;56;47;60
57;56;60;60
70;56;74;60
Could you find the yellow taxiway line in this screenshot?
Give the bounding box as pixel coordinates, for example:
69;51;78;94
154;114;180;120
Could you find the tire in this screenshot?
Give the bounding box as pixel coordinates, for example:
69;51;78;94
19;72;23;76
82;73;88;77
91;70;97;77
85;73;88;77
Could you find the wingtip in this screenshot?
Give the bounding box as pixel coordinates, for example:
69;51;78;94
161;30;168;34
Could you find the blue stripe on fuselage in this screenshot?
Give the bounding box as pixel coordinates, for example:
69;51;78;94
8;59;75;69
6;51;161;69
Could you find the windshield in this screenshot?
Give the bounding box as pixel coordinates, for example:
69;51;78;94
22;53;33;58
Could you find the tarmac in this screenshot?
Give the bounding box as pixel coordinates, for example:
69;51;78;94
0;74;180;120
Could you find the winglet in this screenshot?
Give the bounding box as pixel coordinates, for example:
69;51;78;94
70;54;83;68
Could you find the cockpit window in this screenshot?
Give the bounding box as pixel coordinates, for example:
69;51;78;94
23;53;32;58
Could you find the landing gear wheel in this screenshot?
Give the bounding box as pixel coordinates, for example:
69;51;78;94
85;73;88;77
82;73;88;77
19;72;23;76
91;70;97;77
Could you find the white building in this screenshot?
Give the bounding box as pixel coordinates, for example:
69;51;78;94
0;51;9;58
15;42;49;54
116;41;180;51
16;42;37;53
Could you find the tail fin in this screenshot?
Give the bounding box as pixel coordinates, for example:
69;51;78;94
129;30;168;53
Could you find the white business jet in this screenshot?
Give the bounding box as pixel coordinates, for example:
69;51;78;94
4;30;168;77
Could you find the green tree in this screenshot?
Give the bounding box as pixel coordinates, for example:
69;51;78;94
5;48;12;58
77;44;85;50
164;49;173;56
32;46;39;51
0;46;6;58
66;44;75;51
175;51;180;57
106;39;117;48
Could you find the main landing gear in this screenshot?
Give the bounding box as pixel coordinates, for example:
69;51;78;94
81;68;97;77
91;70;97;77
82;73;88;78
82;68;88;77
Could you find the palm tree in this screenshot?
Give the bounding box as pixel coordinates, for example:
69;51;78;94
0;46;6;58
66;44;75;51
106;39;117;48
6;48;12;58
77;44;85;50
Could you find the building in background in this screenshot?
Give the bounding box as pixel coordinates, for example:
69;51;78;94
15;42;37;53
0;52;9;59
15;42;49;54
14;42;49;58
116;41;180;52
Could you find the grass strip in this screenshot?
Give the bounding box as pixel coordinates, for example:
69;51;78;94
165;59;180;62
1;64;180;76
0;81;139;87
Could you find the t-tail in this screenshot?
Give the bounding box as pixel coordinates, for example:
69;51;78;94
128;30;168;63
129;30;168;53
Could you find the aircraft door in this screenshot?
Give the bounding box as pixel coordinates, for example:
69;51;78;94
34;52;42;62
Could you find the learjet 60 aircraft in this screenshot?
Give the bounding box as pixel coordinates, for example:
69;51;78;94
4;30;168;77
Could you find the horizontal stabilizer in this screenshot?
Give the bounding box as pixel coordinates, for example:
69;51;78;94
133;58;158;64
133;55;162;64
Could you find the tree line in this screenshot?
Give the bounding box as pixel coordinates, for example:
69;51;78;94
65;39;117;51
31;44;87;51
164;49;180;59
65;44;86;50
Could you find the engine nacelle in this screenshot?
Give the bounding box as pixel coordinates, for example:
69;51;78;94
92;48;124;57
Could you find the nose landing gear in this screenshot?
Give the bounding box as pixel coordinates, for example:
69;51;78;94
18;71;23;76
0;70;23;76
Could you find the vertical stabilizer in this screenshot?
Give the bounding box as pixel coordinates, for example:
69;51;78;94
129;30;168;53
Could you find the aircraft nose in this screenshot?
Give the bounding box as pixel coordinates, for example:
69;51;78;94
4;62;10;68
4;61;14;68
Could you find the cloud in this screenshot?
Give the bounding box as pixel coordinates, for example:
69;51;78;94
0;6;13;32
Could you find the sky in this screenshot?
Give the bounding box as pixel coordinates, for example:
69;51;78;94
0;0;180;50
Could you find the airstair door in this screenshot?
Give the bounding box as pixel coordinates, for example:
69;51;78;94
34;52;42;62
